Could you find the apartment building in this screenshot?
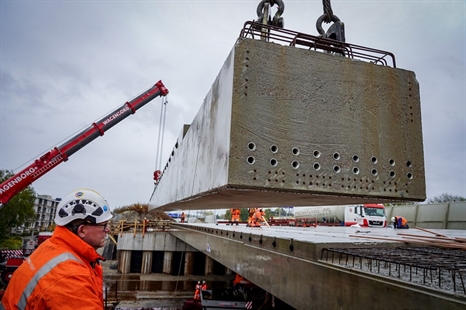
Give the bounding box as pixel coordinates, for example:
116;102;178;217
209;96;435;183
15;194;61;234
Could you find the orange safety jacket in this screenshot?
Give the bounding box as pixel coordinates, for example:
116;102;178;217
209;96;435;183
231;209;240;221
194;284;201;300
1;226;106;310
254;210;265;221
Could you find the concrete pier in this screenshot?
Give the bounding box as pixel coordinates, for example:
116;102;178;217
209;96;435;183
205;256;214;275
163;251;173;274
183;252;194;276
119;250;131;274
141;251;152;274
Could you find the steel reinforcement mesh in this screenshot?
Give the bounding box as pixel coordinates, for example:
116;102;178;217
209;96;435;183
321;247;466;295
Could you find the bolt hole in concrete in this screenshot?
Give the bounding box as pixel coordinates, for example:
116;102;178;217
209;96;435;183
292;147;300;155
390;170;396;178
371;169;378;176
313;150;321;158
313;163;321;171
270;158;278;167
371;156;378;164
407;172;413;179
389;158;396;166
292;161;299;169
353;155;360;162
247;142;256;151
333;152;340;160
406;160;413;167
247;156;255;164
333;165;341;173
353;167;360;175
270;145;278;153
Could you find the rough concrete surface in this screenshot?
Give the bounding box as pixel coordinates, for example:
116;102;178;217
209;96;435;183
150;37;425;212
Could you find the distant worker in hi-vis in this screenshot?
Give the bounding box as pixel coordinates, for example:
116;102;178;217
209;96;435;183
230;208;240;225
194;281;201;301
247;208;256;227
392;216;409;229
252;208;267;227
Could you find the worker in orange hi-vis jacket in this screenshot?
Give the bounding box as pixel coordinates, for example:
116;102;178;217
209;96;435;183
201;280;208;290
1;188;113;310
391;216;409;229
247;208;256;227
194;281;201;301
252;208;266;227
230;208;240;225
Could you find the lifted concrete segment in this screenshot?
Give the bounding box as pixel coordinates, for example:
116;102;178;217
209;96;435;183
150;37;425;211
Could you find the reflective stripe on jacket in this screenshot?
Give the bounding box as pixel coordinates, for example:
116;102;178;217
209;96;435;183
1;226;105;310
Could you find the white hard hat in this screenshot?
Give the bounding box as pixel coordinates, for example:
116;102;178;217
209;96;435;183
391;217;395;222
55;188;113;226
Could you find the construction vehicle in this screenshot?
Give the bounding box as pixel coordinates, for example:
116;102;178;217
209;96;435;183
0;80;168;208
36;231;53;247
0;231;54;285
294;204;387;227
0;257;24;285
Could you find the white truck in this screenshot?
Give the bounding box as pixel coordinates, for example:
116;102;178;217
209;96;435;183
293;204;387;227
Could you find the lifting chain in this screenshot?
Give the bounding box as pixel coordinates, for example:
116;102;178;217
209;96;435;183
316;0;345;42
256;0;285;28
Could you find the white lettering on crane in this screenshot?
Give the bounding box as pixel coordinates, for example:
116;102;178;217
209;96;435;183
102;106;130;125
0;167;37;194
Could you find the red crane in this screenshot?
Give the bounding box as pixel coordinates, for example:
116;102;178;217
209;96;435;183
0;80;168;207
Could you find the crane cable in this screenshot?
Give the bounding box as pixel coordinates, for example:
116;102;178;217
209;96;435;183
154;96;168;180
322;0;334;23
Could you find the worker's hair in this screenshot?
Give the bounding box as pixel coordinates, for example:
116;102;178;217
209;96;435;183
66;219;87;235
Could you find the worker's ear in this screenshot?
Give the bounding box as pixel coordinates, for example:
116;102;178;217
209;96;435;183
76;224;87;238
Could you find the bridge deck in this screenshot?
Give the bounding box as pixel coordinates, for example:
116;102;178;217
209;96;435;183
170;223;466;309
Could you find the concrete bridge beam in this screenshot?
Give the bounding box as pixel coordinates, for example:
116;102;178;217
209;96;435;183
170;227;466;310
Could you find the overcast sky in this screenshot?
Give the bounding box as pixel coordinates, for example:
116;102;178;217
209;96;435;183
1;0;465;209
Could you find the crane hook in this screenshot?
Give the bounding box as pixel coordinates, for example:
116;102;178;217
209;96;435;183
316;14;345;42
316;0;345;42
256;0;285;28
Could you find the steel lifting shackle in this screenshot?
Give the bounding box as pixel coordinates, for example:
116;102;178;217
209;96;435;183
316;0;345;42
256;0;285;28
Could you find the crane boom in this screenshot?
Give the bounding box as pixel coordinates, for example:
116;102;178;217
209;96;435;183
0;80;168;207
